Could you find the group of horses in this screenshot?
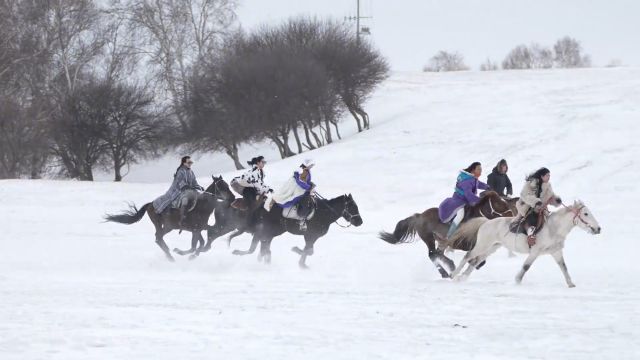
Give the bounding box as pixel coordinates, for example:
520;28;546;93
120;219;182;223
106;175;602;286
105;176;362;268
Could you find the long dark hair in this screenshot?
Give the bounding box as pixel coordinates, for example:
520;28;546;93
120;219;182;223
463;162;481;173
526;167;550;197
175;156;191;177
247;156;264;167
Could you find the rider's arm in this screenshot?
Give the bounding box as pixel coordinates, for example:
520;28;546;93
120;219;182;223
461;181;481;206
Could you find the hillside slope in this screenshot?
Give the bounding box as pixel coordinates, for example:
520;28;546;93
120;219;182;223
1;68;639;359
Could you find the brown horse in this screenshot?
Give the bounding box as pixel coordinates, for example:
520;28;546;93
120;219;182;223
104;176;234;261
378;191;514;278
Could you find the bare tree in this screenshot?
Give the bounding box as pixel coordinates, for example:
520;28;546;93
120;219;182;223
479;58;499;71
101;83;166;181
553;36;591;68
530;43;553;69
423;51;469;72
49;81;110;180
127;0;238;131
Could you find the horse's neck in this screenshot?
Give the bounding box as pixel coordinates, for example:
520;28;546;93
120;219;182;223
323;196;345;222
547;208;576;239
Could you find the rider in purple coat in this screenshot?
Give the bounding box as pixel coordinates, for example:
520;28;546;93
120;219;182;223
438;162;489;238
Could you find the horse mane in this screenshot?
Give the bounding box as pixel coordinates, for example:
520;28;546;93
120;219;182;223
473;191;500;209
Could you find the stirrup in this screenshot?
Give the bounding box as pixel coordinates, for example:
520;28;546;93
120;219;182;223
299;221;307;231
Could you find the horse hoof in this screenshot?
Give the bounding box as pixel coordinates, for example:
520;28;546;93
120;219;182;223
188;254;198;261
568;283;576;288
291;247;303;255
299;263;309;270
232;250;244;256
167;256;176;262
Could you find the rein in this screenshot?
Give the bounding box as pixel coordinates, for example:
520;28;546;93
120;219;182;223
315;193;361;228
202;178;229;202
480;196;513;218
563;203;589;227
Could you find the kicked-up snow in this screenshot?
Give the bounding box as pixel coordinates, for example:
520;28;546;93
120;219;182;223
1;68;639;359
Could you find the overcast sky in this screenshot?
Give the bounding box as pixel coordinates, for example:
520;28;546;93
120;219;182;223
236;0;640;71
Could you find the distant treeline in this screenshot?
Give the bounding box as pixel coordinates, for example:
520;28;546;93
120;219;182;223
423;36;602;72
0;0;388;181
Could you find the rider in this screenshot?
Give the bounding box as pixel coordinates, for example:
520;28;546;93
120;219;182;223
231;156;273;210
487;159;513;197
438;162;490;239
512;167;562;247
152;156;204;229
270;159;316;230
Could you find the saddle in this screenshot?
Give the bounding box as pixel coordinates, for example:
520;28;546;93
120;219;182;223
282;196;316;221
231;195;267;212
509;210;546;235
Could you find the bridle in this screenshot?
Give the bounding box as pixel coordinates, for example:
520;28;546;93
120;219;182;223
565;204;589;226
480;196;514;218
202;178;229;201
315;193;362;228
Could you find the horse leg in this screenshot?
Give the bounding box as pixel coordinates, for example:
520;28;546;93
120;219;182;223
259;237;273;264
451;251;474;279
173;232;199;256
293;235;318;269
552;250;576;288
417;228;451;278
515;252;540;284
459;243;502;280
232;234;259;256
155;227;175;262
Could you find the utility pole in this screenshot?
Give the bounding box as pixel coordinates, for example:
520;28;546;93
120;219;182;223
345;0;372;43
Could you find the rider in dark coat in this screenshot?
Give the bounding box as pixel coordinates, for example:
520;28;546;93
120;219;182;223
487;159;513;197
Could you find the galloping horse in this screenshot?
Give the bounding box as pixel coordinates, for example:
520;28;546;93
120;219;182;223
449;200;601;287
378;191;513;278
231;194;363;268
104;176;233;261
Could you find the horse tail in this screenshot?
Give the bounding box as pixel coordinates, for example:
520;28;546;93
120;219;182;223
104;203;150;225
448;217;488;250
379;214;421;244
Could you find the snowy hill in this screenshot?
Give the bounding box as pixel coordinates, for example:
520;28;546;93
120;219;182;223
1;68;639;359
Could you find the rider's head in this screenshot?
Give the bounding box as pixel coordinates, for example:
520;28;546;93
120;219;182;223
182;156;193;169
248;156;266;169
528;167;551;183
497;159;508;174
464;162;482;178
300;159;315;171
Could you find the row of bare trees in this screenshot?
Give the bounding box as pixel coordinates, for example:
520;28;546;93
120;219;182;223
184;18;389;169
423;36;592;73
1;1;387;178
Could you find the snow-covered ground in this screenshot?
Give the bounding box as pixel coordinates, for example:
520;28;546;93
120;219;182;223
2;68;639;359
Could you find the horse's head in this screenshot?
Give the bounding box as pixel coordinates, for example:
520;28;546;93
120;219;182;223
569;200;601;235
205;175;234;202
342;193;363;226
478;191;514;219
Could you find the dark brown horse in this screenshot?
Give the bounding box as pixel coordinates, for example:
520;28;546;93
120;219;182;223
104;176;234;261
378;191;513;278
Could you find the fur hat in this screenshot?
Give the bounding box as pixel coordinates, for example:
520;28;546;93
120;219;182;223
300;159;315;169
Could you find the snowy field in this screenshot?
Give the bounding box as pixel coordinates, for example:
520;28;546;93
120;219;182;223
2;68;639;359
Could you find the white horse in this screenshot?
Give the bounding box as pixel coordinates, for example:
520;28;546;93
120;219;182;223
449;200;602;287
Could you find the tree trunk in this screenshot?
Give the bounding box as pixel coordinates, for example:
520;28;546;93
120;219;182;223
355;105;370;129
224;143;245;170
309;127;323;148
270;135;287;159
332;120;342;140
348;105;363;132
302;122;316;150
324;118;333;144
114;162;123;182
292;126;303;153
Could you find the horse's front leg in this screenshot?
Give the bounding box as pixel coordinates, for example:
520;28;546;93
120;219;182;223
173;232;200;256
232;234;259;256
552;250;576;288
292;236;318;269
259;237;273;264
515;252;540;284
155;228;175;262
